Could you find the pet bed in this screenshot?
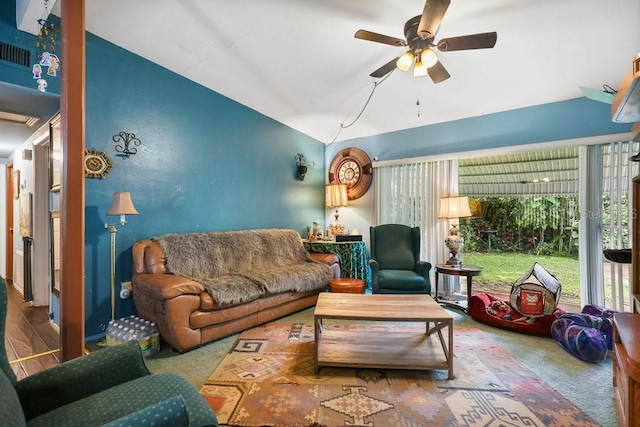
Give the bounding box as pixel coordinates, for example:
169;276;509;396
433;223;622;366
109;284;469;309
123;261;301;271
468;292;565;337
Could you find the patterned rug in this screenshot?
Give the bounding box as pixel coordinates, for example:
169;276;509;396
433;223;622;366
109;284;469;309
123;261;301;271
200;322;599;426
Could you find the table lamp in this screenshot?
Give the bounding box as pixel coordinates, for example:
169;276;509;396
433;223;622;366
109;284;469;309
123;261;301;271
105;192;138;320
326;183;348;237
438;195;472;265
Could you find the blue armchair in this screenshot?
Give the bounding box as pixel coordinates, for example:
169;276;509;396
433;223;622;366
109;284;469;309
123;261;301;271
0;276;218;427
369;224;432;294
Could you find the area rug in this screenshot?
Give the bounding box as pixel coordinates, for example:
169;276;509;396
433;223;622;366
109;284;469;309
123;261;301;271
200;322;599;426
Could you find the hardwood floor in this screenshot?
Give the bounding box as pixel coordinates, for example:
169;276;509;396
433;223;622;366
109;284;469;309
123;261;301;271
4;280;60;380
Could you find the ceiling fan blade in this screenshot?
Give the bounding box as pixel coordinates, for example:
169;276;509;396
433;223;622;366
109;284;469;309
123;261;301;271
428;61;450;84
355;30;407;47
437;32;497;51
417;0;451;39
370;57;400;78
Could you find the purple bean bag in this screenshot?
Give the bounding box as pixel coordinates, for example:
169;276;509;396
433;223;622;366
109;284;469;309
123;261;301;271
551;313;609;363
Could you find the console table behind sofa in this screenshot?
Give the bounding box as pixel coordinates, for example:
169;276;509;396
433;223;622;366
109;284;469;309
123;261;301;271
303;240;370;285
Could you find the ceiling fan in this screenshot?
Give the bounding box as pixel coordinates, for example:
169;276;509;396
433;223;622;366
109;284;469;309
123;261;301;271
579;85;616;104
355;0;497;83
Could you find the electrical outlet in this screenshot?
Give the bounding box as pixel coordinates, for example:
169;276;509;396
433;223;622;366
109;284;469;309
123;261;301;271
121;281;132;292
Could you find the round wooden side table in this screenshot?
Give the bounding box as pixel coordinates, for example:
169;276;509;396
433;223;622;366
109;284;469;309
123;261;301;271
434;264;483;313
328;278;366;293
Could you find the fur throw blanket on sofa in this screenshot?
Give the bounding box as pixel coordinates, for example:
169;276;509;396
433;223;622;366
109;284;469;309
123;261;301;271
153;229;333;305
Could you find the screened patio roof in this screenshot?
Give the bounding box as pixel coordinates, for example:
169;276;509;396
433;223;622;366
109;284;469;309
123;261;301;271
459;142;639;197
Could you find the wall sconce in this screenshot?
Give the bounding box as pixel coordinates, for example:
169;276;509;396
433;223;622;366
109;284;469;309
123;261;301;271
113;131;141;159
295;153;308;181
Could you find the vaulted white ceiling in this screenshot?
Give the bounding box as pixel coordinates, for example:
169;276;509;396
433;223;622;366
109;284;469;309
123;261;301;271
11;0;640;151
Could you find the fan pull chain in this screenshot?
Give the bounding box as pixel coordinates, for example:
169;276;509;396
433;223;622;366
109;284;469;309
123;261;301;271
416;83;421;117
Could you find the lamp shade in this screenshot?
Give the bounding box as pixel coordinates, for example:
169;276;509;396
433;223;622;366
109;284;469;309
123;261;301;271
438;196;472;219
106;192;139;216
396;51;415;72
413;59;428;78
420;48;438;68
325;183;348;208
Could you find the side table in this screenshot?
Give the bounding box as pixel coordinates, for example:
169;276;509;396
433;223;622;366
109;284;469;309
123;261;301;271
435;264;483;313
303;240;369;284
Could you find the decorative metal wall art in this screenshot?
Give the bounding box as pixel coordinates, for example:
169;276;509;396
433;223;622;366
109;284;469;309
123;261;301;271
85;149;113;179
113;131;141;159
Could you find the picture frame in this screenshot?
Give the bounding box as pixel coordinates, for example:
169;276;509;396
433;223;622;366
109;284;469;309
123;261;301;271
12;169;20;198
19;192;32;237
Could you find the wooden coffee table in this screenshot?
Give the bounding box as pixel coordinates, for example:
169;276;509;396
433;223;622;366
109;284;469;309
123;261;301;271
314;293;454;379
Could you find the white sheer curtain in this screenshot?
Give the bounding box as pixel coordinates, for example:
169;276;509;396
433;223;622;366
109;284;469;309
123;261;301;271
373;159;460;293
579;144;604;307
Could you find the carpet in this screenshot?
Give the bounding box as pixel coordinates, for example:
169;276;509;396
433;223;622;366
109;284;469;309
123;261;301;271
199;322;599;427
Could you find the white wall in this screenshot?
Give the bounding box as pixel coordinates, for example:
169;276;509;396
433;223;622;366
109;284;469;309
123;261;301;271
2;121;49;289
12;143;36;285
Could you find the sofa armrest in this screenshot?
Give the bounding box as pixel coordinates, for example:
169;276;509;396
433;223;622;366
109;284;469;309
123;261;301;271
415;261;432;294
369;259;380;293
16;341;150;421
309;252;341;279
102;395;191;427
415;260;432;276
133;273;205;301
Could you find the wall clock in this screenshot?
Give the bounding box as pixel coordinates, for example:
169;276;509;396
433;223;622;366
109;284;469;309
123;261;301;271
328;147;373;200
85;149;113;179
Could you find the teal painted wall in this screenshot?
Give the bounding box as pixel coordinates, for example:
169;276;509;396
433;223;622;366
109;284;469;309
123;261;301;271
82;33;327;338
328;97;631;162
0;7;326;339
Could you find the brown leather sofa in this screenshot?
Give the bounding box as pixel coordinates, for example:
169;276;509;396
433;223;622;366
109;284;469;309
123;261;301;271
131;231;340;352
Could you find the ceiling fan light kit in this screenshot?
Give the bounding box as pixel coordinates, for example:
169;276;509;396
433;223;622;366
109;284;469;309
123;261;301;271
355;0;497;84
397;47;438;77
413;58;429;77
421;48;438;68
396;51;414;72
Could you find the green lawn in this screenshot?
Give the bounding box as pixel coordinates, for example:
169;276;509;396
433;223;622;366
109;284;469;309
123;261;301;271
461;252;580;298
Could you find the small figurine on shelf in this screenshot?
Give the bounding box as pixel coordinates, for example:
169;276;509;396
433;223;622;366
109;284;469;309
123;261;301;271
306;226;313;241
313;222;322;240
326;228;333;241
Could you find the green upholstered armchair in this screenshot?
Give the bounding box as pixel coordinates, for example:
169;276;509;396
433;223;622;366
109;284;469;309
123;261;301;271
0;276;218;427
369;224;432;294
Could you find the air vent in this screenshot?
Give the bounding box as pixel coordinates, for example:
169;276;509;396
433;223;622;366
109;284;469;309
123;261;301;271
0;41;31;68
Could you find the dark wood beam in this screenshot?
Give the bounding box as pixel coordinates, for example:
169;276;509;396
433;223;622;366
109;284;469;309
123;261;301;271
60;0;86;361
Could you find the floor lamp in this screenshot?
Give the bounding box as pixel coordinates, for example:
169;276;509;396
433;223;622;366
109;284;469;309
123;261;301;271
105;192;138;320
